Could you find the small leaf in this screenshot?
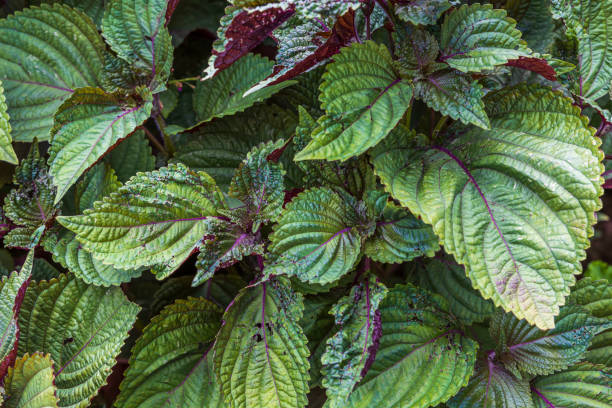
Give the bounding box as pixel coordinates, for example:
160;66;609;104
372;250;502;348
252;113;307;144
17;274;140;407
267;187;364;284
295;41;413;162
321;276;387;407
58;164;226;279
214;279;310;408
440;3;526;72
116;297;223;408
395;0;453;26
0;80;17;164
48;87;152;203
4;353;59;408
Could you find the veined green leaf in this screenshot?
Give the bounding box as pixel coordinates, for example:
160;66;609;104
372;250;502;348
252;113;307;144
531;363;612;408
395;0;452;26
4;353;59;408
0;80;17;164
364;202;439;264
295;41;413;162
489;306;608;378
267;187;364;284
585;329;612;366
321;276;387;407
61;163;122;215
372;85;603;329
440;3;526;72
58;164;227;279
48;87;152;203
214;280;310;408
194;53;294;124
116;297;224;408
105;129;156;183
344;284;478;408
17;274;140;408
0;250;33;380
102;0;173;92
417;255;495;325
568;277;612;319
0;3;106;141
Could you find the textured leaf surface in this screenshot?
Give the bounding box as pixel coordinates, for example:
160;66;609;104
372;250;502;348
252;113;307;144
372;85;603;329
364;202;439;264
344;284;478;408
415;70;490;129
18;274;139;408
58;164;226;279
214;280;310;408
0;80;17;164
417;256;495;324
102;0;173;92
267;187;363;284
321;276;387;407
585;329;612;366
489;306;608;377
105;130;155;183
395;0;452;26
440;4;525;72
116;297;224;408
448;354;534;408
0;3;105;141
531;363;612;408
295;41;413;162
48;87;152;203
194;53;293;124
4;353;59;408
568;277;612;319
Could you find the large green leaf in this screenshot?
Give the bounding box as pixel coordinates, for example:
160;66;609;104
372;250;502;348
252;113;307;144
214;280;310;408
58;164;227;279
194;53;294;124
294;41;413;162
0;3;106;141
321;276;387;407
0;79;17;164
4;353;59;408
48;87;152;203
531;363;612;408
585;329;612;366
372;84;603;329
343;284;478;408
116;297;224;408
102;0;173;92
440;3;526;72
489;306;608;378
267;187;364;284
17;274;139;408
417;256;495;325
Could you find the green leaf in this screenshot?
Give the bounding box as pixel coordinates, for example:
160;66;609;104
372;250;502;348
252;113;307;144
194;53;294;124
48;87;153;203
102;0;173;92
267;187;364;284
214;280;310;408
17;274;139;408
364;202;439;264
105;129;156;183
448;354;534;408
321;276;387;407
489;306;608;378
417;255;495;325
0;250;33;378
0;80;17;164
116;297;224;408
531;363;612;408
0;3;106;141
295;41;413;162
4;353;59;408
344;284;478;408
395;0;452;26
440;3;526;72
585;329;612;366
415;70;490;129
568;277;612;319
69;163;122;214
3;143;58;249
58;164;227;279
228;140;285;230
371;84;603;329
584;260;612;282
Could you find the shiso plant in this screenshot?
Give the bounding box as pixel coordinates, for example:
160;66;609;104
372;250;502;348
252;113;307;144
0;0;611;407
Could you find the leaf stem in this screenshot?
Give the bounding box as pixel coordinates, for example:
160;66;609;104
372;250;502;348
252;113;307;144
153;112;175;156
142;126;167;155
432;115;449;140
168;76;201;85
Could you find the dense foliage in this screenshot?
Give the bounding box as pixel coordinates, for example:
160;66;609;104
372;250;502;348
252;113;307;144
0;0;611;407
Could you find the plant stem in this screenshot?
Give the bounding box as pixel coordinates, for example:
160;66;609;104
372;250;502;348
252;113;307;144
142;126;167;155
168;76;201;85
432;115;449;140
152;98;175;155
